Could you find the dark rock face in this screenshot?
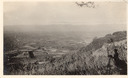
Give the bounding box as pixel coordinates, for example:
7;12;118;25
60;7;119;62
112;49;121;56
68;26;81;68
113;49;127;74
28;51;35;58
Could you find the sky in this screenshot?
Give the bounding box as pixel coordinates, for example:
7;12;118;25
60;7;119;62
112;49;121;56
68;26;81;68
4;1;127;33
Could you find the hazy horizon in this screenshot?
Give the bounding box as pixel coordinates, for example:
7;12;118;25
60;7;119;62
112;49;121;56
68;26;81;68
4;1;127;38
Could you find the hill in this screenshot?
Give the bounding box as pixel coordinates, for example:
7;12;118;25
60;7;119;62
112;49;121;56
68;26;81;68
34;31;127;75
4;31;127;75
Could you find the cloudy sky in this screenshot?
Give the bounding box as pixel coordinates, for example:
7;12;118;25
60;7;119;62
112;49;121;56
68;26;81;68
4;1;126;33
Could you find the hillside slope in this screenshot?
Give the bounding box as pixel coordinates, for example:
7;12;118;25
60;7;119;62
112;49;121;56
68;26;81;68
36;31;127;75
5;31;127;75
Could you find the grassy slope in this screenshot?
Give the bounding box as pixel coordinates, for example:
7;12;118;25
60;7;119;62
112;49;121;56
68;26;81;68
5;31;127;75
35;31;127;75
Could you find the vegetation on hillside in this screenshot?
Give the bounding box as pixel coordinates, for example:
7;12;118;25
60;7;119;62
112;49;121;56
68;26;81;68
36;31;127;75
4;31;127;75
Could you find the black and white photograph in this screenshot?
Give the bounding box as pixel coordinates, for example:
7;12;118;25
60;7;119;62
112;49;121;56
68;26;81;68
3;1;127;75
